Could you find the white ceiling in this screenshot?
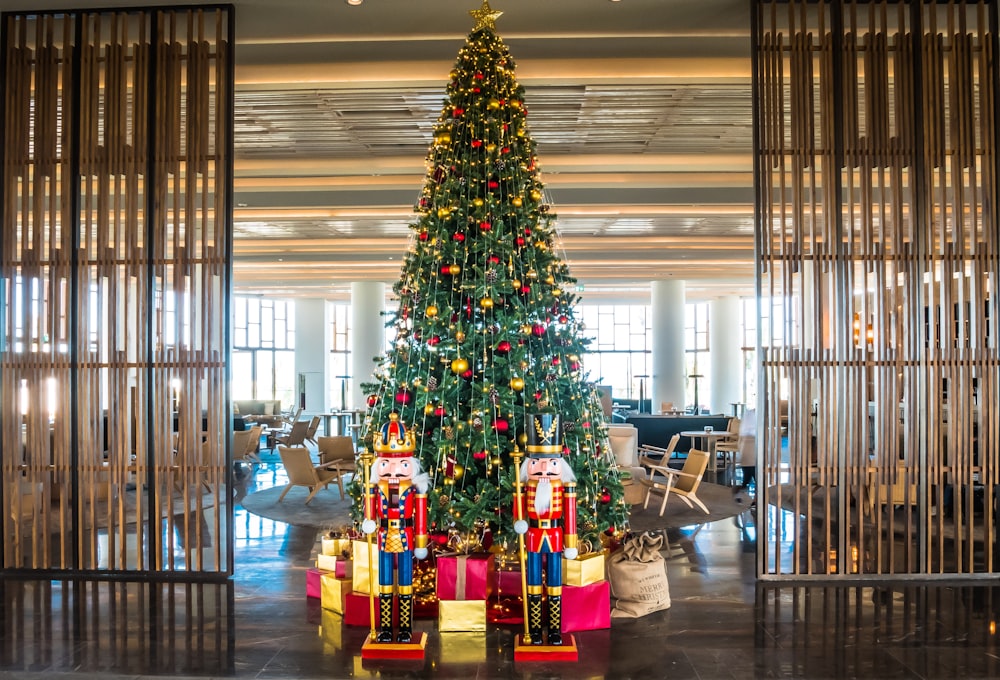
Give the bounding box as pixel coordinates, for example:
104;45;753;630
5;0;756;304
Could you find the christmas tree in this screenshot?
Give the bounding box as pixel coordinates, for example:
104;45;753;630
355;1;628;552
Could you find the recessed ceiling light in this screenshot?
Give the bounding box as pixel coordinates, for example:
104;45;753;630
346;0;363;5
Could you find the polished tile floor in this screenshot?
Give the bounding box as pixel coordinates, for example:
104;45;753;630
2;461;999;679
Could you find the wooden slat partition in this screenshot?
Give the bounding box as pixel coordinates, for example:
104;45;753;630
753;0;999;578
1;6;233;577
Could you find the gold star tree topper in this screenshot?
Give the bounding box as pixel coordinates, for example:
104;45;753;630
470;0;503;31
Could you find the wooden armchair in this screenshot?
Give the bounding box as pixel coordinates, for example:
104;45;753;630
641;447;711;516
304;415;322;446
317;435;356;497
275;419;309;448
277;446;342;504
638;434;681;470
233;425;263;465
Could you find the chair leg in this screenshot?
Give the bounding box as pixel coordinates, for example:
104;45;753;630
304;484;322;504
689;494;710;514
278;484;295;502
658;486;671;516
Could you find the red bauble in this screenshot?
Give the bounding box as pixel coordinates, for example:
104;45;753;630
461;369;474;379
441;265;453;275
419;231;429;241
501;146;510;154
532;323;546;337
395;389;412;405
496;340;512;354
453;107;464;116
570;362;580;371
558;315;568;323
551;357;560;365
427;335;440;346
479;221;492;231
488;180;499;189
366;395;378;407
473;87;481;93
600;491;611;504
453;233;466;242
492;418;509;433
488;255;501;264
471;139;483;148
533;391;543;401
473;450;488;461
434;406;446;417
520;285;530;294
475;72;484;79
516;237;526;246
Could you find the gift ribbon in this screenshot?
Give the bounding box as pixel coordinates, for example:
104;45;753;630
455;555;467;600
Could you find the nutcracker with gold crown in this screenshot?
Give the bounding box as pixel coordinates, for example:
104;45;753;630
360;412;429;648
513;412;578;653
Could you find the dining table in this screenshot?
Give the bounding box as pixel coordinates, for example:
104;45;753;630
681;429;738;484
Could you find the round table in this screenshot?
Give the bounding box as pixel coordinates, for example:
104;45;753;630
681;430;738;484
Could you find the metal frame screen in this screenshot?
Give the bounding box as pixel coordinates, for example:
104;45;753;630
1;6;234;576
754;0;999;577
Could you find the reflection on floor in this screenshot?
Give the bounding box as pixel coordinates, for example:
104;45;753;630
1;460;999;679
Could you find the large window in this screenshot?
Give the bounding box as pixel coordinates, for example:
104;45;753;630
578;305;651;404
741;296;758;409
233;297;296;408
685;302;710;411
328;304;350;410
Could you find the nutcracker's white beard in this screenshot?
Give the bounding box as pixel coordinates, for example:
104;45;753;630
533;478;552;514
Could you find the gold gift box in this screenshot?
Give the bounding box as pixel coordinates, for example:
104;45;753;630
318;608;343;653
437;599;486;632
438;631;487;664
563;551;607;587
321;573;353;614
321;536;352;557
316;553;353;576
351;539;379;595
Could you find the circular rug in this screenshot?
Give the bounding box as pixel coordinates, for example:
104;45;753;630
240;481;748;532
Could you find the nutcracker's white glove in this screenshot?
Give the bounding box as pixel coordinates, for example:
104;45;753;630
361;518;377;535
513;520;528;535
563;547;578;560
414;547;428;560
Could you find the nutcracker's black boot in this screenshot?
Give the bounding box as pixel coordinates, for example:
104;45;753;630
527;593;544;645
376;594;394;643
396;594;413;643
547;595;563;645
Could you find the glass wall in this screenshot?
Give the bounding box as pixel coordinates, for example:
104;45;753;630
233;297;296;408
685;302;710;412
328;304;350;410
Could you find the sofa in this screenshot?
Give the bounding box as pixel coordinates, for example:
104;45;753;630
234;399;284;427
624;414;733;454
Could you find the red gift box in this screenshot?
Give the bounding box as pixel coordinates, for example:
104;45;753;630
493;569;523;597
561;581;610;633
343;592;375;627
436;553;495;601
487;594;524;626
306;567;326;599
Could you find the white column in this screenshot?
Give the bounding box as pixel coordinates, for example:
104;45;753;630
650;279;686;412
709;295;743;415
350;281;386;410
294;298;329;415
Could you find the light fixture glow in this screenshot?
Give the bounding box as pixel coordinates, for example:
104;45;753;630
346;0;363;5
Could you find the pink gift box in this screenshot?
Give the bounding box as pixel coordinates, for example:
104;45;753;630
306;567;326;599
436;553;495;601
561;581;610;633
343;592;375;627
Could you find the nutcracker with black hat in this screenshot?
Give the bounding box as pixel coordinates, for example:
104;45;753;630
360;412;429;659
512;412;579;661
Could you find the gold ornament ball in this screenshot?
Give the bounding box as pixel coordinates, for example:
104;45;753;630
449;264;461;275
511;279;521;289
530;189;542;201
488;98;500;110
510;377;525;391
437;207;451;218
455;330;466;342
425;304;439;317
480;297;494;309
526;270;537;279
435;132;451;146
486;143;497;153
473;198;484;207
424;403;436;415
453;464;465;479
451;358;469;374
546;275;555;284
512;196;523;207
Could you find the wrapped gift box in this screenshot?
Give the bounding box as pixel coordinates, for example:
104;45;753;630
563;551;606;587
351;540;379;595
317;553;352;578
561;581;611;633
343;591;376;627
320;573;353;614
321;535;352;557
438;631;487;664
318;608;343;653
437;598;487;632
436;553;495;601
493;568;523;597
306;567;326;599
487;594;523;626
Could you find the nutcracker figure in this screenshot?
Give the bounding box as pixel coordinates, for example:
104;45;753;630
360;412;429;644
513;413;578;646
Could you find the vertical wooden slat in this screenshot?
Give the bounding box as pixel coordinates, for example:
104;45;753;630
755;0;998;578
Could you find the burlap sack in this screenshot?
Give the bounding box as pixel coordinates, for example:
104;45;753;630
607;532;670;618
